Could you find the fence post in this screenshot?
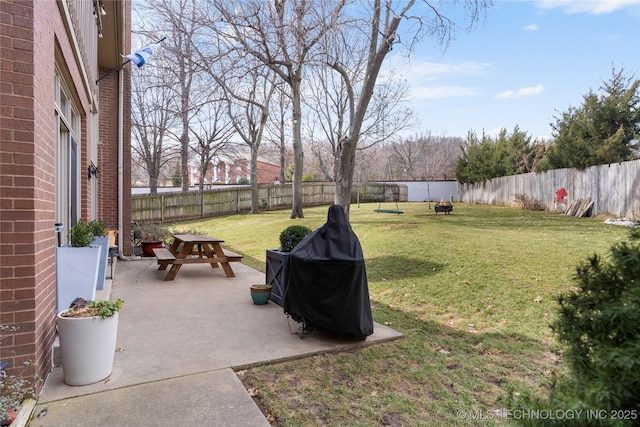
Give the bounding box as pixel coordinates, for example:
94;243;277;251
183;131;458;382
161;194;165;222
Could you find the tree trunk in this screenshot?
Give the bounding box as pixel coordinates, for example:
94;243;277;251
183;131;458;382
335;135;357;218
290;77;304;218
250;146;260;214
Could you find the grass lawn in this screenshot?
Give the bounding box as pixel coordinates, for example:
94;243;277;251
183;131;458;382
170;202;631;426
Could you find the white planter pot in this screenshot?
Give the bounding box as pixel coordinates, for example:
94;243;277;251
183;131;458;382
91;236;110;291
56;246;100;314
56;312;119;386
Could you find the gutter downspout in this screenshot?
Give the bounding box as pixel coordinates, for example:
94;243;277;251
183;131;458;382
118;67;124;257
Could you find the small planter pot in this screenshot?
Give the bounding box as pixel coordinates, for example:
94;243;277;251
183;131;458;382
250;284;272;305
141;240;163;257
56;312;119;386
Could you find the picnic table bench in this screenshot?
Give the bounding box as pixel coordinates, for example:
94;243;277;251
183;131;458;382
153;234;243;281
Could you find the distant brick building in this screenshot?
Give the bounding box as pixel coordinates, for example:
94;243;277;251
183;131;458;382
0;0;131;390
256;160;281;184
189;158;280;185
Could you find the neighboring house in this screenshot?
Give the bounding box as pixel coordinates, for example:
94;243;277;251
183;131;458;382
256;159;281;184
190;158;281;186
0;0;132;391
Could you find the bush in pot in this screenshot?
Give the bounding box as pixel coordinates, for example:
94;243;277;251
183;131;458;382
68;220;94;247
57;297;124;386
279;225;312;252
137;223;171;256
85;220;110;290
57;220;107;313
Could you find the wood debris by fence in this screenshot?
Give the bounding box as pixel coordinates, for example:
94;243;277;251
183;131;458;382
565;197;594;217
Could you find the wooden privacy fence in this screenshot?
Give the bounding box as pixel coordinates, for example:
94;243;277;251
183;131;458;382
132;182;408;223
459;159;640;220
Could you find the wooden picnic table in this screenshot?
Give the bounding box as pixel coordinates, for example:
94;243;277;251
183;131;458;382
152;234;243;281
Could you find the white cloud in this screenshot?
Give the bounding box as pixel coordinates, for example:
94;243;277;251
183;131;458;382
522;24;539;31
496;85;544;99
535;0;640;14
385;57;488;100
386;56;490;81
410;86;476;100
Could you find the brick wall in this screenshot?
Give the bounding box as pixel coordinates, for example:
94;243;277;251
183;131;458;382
256;161;281;184
98;64;132;255
0;0;132;391
0;0;54;388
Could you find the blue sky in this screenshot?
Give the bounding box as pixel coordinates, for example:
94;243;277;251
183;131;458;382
389;0;640;140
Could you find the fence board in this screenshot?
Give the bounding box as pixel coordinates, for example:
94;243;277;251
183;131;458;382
132;182;406;223
459;159;639;220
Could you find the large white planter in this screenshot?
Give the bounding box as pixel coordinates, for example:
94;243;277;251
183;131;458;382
56;312;119;386
56;246;100;314
91;236;110;291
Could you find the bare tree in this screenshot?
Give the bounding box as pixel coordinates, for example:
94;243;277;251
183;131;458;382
330;0;491;216
131;66;178;194
188;86;236;191
136;0;206;192
214;62;278;213
207;0;348;218
424;135;464;180
387;137;427;180
265;87;292;185
303;22;417;183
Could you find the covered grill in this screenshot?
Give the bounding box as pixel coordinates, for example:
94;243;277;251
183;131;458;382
283;205;374;339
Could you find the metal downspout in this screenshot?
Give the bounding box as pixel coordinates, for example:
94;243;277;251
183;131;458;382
118;67;124;256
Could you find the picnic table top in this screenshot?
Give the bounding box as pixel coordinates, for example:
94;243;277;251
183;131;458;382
171;234;224;243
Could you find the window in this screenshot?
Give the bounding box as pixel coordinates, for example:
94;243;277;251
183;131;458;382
55;72;81;239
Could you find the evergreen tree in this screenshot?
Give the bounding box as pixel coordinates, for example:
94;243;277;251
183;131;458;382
455;127;546;184
541;68;640;170
171;167;181;187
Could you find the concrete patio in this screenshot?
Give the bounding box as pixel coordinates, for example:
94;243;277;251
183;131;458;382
31;257;402;426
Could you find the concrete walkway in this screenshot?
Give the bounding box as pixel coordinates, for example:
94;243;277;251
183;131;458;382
32;257;402;426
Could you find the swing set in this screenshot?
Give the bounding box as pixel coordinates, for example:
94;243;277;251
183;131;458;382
373;185;403;214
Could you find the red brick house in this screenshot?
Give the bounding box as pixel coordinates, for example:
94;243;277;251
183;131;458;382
256;159;281;184
0;0;131;392
189;158;280;186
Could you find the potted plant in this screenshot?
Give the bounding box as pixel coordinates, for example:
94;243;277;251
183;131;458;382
266;225;312;307
249;284;272;305
56;220;103;314
87;220;110;291
137;223;171;256
56;297;124;386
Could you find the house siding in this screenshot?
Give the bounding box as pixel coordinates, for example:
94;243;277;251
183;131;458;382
0;0;131;391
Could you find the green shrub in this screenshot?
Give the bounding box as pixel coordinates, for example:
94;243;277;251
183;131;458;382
279;225;312;252
68;220;93;247
86;220;106;237
67;219;107;247
509;229;640;426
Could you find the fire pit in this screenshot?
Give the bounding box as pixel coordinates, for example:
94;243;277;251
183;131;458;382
434;202;453;214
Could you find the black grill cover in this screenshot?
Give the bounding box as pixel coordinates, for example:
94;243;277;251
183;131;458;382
283;205;374;339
